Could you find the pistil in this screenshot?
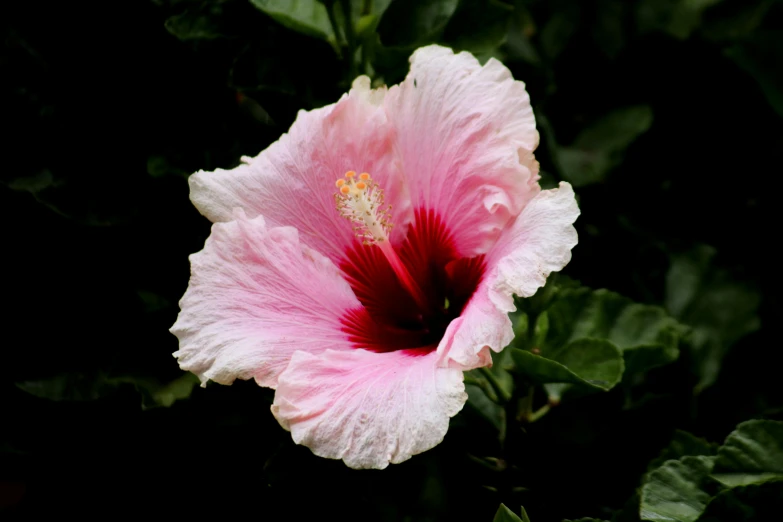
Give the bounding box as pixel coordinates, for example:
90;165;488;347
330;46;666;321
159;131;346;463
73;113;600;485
335;171;429;312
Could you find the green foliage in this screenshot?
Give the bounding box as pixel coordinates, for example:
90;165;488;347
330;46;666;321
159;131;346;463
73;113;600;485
378;0;459;48
443;0;513;56
495;504;531;522
640;456;722;522
636;0;723;40
16;372;200;409
696;481;783;522
165;2;231;40
510;339;624;392
556;106;654;188
503;276;685;402
16;372;119;402
711;420;783;487
639;421;783;522
647;430;718;472
725;31;783;118
249;0;335;41
665;245;760;392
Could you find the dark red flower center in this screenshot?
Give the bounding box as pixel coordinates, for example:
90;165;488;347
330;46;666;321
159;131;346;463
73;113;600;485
339;209;486;354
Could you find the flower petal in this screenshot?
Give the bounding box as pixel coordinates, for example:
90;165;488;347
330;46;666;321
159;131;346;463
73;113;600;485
441;182;580;368
437;291;512;370
272;348;467;469
384;45;541;256
188;77;410;263
171;211;361;388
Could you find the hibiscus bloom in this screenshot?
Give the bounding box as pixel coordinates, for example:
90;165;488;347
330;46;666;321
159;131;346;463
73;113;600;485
171;45;579;469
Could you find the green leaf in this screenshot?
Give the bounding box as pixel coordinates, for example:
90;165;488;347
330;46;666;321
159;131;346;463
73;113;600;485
640;456;723;522
135;373;201;409
711;420;783;488
377;0;459;48
636;0;723;40
443;0;513;55
695;480;783;522
726;31;783;118
648;430;718;472
494;503;531;522
147;155;188;180
250;0;335;41
466;348;513;426
16;372;200;410
505;5;541;66
16;373;117;402
557;106;653;187
510;339;624;392
701;2;772;44
512;277;683;401
593;0;626;59
665;245;760;391
465;382;504;430
7;169;60;194
165;2;230;40
545;287;682;378
540;3;581;60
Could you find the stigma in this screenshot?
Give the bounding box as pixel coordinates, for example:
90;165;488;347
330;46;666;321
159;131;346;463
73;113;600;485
334;171;393;246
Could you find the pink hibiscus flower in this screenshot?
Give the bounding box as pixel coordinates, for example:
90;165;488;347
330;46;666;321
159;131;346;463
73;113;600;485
171;45;579;469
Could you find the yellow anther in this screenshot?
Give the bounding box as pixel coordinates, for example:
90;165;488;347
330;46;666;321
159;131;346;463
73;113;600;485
334;169;391;248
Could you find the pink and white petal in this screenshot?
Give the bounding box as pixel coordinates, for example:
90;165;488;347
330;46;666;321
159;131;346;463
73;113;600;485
384;45;541;257
188;77;410;263
487;182;580;306
440;182;579;367
272;348;467;469
437;290;513;370
171;211;361;388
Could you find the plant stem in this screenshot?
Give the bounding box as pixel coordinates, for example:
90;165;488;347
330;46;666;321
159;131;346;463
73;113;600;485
479;367;512;404
464;374;499;403
528;404;551;423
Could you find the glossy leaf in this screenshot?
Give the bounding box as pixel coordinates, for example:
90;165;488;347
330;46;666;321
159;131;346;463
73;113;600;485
250;0;334;41
511;339;624;392
545;287;682;378
711;420;783;487
648;430;718;472
640;456;723;522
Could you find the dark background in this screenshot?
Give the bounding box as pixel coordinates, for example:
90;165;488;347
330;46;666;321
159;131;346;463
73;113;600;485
2;0;782;520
